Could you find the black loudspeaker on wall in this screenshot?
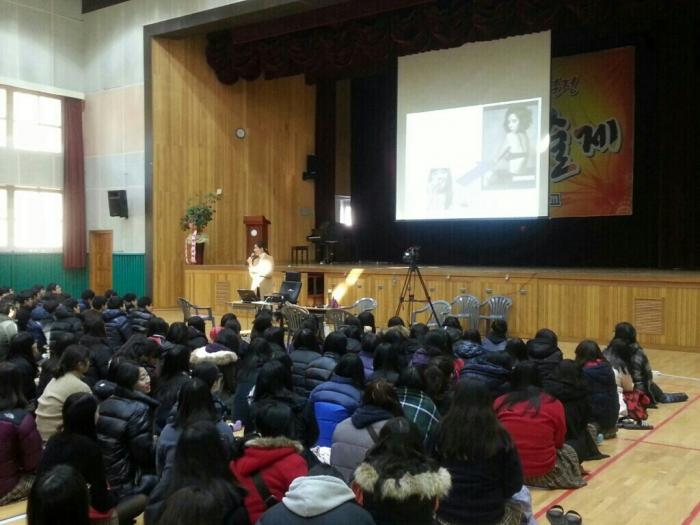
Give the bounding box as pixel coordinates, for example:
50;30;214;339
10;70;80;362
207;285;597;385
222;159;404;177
303;154;318;181
108;190;129;218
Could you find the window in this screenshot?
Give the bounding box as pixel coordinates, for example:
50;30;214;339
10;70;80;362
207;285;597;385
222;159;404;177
335;195;353;226
0;189;7;247
0;187;63;251
0;85;62;153
12;92;62;153
0;89;6;147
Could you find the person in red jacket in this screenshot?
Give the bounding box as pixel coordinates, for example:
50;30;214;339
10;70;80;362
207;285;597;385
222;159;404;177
494;361;586;489
0;362;43;505
230;399;309;523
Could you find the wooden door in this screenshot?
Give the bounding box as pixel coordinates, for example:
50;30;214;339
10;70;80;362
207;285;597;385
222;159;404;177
89;230;113;295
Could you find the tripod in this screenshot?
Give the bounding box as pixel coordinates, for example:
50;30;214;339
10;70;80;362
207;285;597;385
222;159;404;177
395;264;440;325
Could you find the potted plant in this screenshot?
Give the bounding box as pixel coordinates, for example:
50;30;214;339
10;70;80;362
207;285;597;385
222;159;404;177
181;192;222;265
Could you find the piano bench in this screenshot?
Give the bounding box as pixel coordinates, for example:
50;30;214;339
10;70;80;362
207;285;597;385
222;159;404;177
291;245;309;265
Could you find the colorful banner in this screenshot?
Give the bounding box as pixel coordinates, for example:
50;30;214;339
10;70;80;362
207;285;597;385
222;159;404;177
549;47;635;218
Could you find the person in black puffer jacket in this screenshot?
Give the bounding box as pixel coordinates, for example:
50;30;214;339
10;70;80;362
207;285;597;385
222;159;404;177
305;331;347;393
341;322;363;355
452;328;485;363
32;299;57;349
575;340;619;436
543;360;607;462
185;317;208;351
290;329;322;397
103;296;132;353
80;319;113;388
7;332;39;404
526;328;563;382
49;299;84;343
129;297;154;335
459;351;513;400
97;361;159;499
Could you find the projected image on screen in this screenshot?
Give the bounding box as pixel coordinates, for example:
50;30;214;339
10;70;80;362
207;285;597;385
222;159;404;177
481;101;539;190
395;31;550;221
403;98;541;220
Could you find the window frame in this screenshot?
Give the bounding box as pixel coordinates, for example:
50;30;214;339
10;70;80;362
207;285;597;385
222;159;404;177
0;84;63;154
0;185;64;253
335;195;353;227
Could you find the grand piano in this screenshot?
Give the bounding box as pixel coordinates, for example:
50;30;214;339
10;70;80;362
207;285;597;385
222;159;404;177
306;221;353;264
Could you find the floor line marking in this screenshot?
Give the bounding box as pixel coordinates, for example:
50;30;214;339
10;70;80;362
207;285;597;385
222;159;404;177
534;395;700;519
0;515;26;524
616;438;700;453
681;499;700;525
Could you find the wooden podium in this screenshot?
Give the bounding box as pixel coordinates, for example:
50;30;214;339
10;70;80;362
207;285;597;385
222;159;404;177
243;215;270;255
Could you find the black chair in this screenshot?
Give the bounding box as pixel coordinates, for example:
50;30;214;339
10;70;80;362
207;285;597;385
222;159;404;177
177;297;215;326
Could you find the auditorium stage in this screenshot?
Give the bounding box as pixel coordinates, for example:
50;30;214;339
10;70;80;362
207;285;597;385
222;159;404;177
182;264;700;353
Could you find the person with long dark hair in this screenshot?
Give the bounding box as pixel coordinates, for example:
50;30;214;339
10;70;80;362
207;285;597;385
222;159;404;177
233;337;269;431
156;378;234;476
370;343;402;385
36;344;92;442
290;328;322;397
7;331;39;403
154;344;191;433
230;399;308;523
252;359;318;448
80;318;113;387
97;361;159;499
146;420;247;525
352;417;451;525
331;380;405;482
39;392;147;524
433;379;525;525
0;362;42;505
605;338;652;428
494;362;585;489
27;465;90;525
575;340;619;439
358;332;379;379
607;321;687;404
504;338;528;365
157;486;233;525
544;360;607;462
36;332;78;398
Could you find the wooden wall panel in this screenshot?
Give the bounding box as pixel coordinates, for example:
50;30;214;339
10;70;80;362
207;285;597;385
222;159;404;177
151;36;315;307
185;265;700;352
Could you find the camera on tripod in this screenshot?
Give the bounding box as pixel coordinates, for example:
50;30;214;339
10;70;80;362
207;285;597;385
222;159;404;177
402;246;420;266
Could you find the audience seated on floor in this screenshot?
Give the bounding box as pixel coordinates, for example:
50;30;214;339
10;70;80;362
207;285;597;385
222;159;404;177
0;279;692;525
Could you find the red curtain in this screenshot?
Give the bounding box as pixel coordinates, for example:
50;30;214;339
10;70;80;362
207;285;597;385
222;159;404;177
62;97;86;269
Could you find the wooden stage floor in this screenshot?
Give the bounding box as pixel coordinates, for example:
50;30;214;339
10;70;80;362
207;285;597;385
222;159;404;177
2;328;699;524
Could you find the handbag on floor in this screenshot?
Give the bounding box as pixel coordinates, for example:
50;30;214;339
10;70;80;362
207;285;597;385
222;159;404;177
623;389;651;421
